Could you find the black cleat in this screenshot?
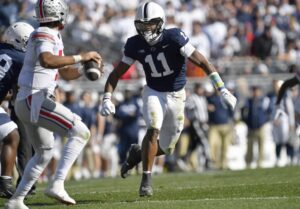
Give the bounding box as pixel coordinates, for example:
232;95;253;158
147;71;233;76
120;162;131;178
120;144;141;178
139;173;153;197
139;185;153;197
0;177;15;199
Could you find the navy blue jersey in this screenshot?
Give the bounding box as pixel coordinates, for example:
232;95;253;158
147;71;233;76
124;28;189;92
0;43;24;102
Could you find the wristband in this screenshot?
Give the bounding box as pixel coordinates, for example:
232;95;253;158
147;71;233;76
103;92;112;100
73;55;82;63
209;72;225;91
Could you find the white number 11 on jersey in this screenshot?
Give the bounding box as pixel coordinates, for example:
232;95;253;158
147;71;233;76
145;52;174;77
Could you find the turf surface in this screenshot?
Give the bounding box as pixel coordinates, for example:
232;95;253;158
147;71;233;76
1;166;300;209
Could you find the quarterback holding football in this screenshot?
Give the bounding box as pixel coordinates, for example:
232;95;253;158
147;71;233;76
5;0;102;208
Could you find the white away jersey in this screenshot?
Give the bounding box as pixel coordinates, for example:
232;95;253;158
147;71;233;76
17;27;63;100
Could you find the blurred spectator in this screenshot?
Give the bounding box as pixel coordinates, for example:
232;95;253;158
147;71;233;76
115;88;141;164
0;0;18;27
63;90;83;117
189;20;211;59
220;25;241;58
203;13;227;58
271;80;296;166
236;23;254;56
206;84;234;170
79;91;98;179
185;83;210;171
270;18;286;56
251;25;274;60
242;86;272;168
70;5;94;42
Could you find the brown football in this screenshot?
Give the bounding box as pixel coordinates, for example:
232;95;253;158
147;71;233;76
83;60;103;81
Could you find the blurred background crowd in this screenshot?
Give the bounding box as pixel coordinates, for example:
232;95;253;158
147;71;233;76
1;0;300;181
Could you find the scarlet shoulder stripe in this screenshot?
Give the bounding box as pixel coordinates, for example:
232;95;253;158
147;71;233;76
32;33;55;42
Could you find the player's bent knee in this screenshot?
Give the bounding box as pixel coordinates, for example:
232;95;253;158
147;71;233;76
35;148;54;165
70;120;91;141
160;146;175;155
3;129;19;146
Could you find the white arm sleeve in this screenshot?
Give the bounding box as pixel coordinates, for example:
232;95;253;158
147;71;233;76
36;41;55;56
121;55;135;66
180;42;196;58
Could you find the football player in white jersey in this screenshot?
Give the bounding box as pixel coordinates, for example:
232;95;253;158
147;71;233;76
274;63;300;124
100;1;236;197
5;0;102;209
0;22;34;199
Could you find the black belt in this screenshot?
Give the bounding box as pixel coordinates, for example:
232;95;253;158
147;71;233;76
47;94;56;101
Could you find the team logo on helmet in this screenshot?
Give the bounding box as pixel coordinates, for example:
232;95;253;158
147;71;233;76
35;0;69;25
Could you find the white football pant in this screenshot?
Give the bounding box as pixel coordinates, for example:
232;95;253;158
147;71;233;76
142;85;186;154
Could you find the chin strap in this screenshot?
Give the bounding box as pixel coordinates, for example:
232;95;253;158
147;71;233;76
147;33;163;46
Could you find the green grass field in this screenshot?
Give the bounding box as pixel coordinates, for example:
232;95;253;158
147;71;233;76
1;166;300;209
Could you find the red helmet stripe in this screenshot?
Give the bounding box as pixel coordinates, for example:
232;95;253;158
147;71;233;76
39;0;44;18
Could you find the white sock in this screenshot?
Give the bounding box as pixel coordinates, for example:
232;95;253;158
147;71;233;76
13;150;52;200
53;137;87;181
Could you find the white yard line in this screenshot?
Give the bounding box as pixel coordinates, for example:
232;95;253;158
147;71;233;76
142;196;300;202
79;196;300;206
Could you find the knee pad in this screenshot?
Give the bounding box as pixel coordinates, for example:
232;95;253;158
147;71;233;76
69;120;90;141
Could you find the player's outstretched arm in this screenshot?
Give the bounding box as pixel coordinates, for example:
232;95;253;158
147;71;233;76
39;51;101;69
276;76;298;105
188;50;237;110
188;50;216;75
100;61;131;116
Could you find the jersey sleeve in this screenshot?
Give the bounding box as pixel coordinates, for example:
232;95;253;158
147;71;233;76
122;38;136;65
170;28;195;58
31;31;56;56
171;28;190;47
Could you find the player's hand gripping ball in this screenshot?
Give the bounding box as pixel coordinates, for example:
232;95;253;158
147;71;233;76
83;60;103;81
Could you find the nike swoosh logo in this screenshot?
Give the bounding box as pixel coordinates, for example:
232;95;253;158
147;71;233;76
162;44;169;48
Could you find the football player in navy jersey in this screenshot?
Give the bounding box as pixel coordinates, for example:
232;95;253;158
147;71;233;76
100;1;237;196
0;22;34;198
